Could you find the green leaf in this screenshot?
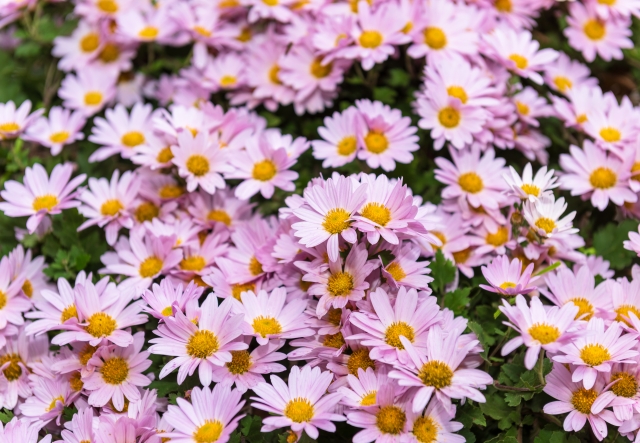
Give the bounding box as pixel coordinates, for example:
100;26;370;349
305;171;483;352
429;250;456;293
0;408;14;424
372;86;397;105
456;402;486;428
593;220;638;270
148;380;179;397
443;287;471;316
386;68;410;88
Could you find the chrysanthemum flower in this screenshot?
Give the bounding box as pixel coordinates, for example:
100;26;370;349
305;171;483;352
0;100;42;139
0;257;29;333
292;174;366;262
312;106;362;168
232;287;314;345
338;367;390;409
0;328;46;409
218;220;274;284
117;6;177;44
584;105;636;154
149;295;247;386
554;318;638;389
349;287;440;365
0;418;51;443
480;256;536;297
161;384;245;443
251;365;345;439
52;21;103;72
523;195;578;238
544;52;598;95
381;244;433;290
499;294;579;369
503;163;557;202
24;107;86;156
19;375;75;424
625;226;640;257
187;188;254;231
141;279;203;320
543;363;620;441
58;68;117;116
541;266;608;321
58;407;95;443
591;360;640;422
407;401;466;443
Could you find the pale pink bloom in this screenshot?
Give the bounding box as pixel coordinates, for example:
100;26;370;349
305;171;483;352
58;68;117;116
625;225;640;256
88;103;156;162
349;287;441;365
217;219;274;284
406;401;466;443
202;52;246;92
58;407;95;443
292;174;366;262
523;194;578;238
153;104;215;144
503;163;557;202
483;27;558;85
579;255;614;279
24;107;86;155
554;318;638;389
338;367;390;409
417;210;470;262
552;85;602;129
591;359;640;422
187;188;254;231
245;0;294;22
312;15;355;62
499;294;579;369
232;287;314;345
544;52;598;94
52;279;147;348
141;278;203;320
161;384;245;443
584;103;636;154
480;256;536;297
312;107;362;168
541;266;609;321
251;365;345;439
0;100;42;139
543;363;620;441
0;163;85;233
149;295;247;386
19;375;75;424
144;217;202;249
0;418;51;443
381;243;433;291
74;0;132;21
172;230;228;279
77;170;140;246
116;6;178;43
513;87;553;127
560;141;636;210
565;2;633;62
389;325;491;414
227;135;298;200
116;72;146;108
306;243;378;317
171;131;232;194
489;0;541;29
52;21;103;72
211;339;286;393
355;99;419;171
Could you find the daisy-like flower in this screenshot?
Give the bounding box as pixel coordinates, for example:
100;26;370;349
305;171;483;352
523;194;578;238
161;384;245;443
434;147;506;211
355;99;419;172
483;27;558;85
624;226;640;257
227;135;298;200
503;163;557;202
251;365;345;439
77;170;139;246
499;294;579;369
543;363;620;441
349;287;441;365
58;68;117;116
306;243;378;317
0;100;42;139
52;21;103;72
560;141;636;210
0;328;46;410
480;256;536;297
0;162;85;234
58;406;95;443
52;279;147;348
172;131;232;194
232;287;314;345
584;104;636;154
565;2;633;62
544;52;598;95
292;174;366;262
542;266;608;321
312;107;361;168
0;418;51;443
149;295;248;386
381;243;433;291
554;318;638;389
407;401;466;443
83;332;151;411
141;279;203;320
19;375;75;424
591;359;640;422
338;367;389;408
24;107;86;155
389;325;492;414
0;256;29;332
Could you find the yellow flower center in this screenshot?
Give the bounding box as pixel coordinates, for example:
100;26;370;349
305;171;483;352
521;183;540;197
180;256;206;272
310;57;332;78
231;283;255;301
161;306;173;317
361;202;391;226
385;321;415;349
499;282;516;290
60;305;78;323
322;208;350;234
413;415;439;443
139;256;163;278
486;226;508;246
576;114;588;124
364;130;389;154
385;262;406;281
347;348;375;376
252;159;277;181
453;248;472;264
360;391;377;406
100;199;123;216
516;101;529;116
80;33;100;52
589;167;617;189
447;86;467;104
458;172;483;193
322;332;346;348
359;30;383;48
101;356;129;385
580;344;611;367
193;421;224;443
252;316;282;337
508;54;528;70
571;387;598;414
269;65;282;85
495;0;512;12
418;360;453;389
98;43;120;63
121;131;145;148
327;272;354;297
431;231;446;249
69;372;83;392
535;217;556;234
138;26;159;39
584;19;606;40
186;330;219;359
615;304;640;326
611;372;638;398
97;0;118;13
0;354;22;381
49;131;70;144
86;312;117;337
423;27;447;49
554;76;573;92
186;154;210;177
135;202;158;223
337;136;357;156
327;307;342;326
155;147;174;164
207;209;231;226
79;345;97;365
226;350;252;375
22;280;33;298
437;107;460;128
376;405;406;435
284;398;314;423
631;162;640;181
0;122;19;133
570;298;594;320
33;195;59;212
159;184;183;199
219;75;237;88
84;91;103;106
249;256;263;276
528;323;561;344
599;127;621;143
193;26;212;38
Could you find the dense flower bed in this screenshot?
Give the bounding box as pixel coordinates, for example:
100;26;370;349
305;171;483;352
1;0;640;442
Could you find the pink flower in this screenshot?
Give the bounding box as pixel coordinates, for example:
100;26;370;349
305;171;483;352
58;68;117;116
312;107;362;168
381;243;433;291
0;257;29;332
480;256;536;297
338;367;390;408
541;266;608;321
544;52;598;94
52;21;103;72
503;163;557;203
0;100;42;139
0;328;46;409
251;365;345;439
24;107;86;156
625;226;640;256
19;375;75;424
58;407;95;443
0;163;85;233
0;418;51;443
141;279;203;320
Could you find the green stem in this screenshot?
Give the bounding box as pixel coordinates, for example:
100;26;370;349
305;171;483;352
536;349;546;386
